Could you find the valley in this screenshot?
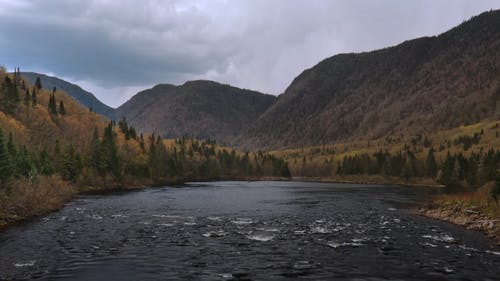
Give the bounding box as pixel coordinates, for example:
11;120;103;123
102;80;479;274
0;6;499;279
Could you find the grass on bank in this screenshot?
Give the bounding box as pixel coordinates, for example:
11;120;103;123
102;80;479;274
0;175;76;229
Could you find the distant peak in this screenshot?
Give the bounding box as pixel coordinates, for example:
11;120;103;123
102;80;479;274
182;80;225;87
151;83;176;90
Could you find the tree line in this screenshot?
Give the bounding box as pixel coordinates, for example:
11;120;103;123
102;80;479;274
337;147;500;186
0;119;292;192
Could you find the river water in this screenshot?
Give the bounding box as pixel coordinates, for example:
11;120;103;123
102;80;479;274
0;181;499;280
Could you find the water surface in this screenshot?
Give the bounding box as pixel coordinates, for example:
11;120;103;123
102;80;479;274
0;181;499;280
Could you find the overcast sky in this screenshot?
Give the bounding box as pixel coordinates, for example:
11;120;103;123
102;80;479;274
0;0;499;107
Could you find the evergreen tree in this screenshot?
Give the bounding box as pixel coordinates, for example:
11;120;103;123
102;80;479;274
16;146;33;179
425;148;437;177
101;123;121;179
38;148;54;175
6;133;17;176
491;170;500;203
35;77;42;90
0;128;13;189
2;76;19;114
139;133;145;152
6;76;20;103
61;144;81;182
439;153;455;184
31;88;37;107
24;88;30;107
58;100;66;115
48;94;58;115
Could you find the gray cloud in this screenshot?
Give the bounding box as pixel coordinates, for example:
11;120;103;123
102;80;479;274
1;0;499;107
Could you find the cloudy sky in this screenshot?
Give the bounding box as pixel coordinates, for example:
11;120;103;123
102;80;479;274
0;0;499;107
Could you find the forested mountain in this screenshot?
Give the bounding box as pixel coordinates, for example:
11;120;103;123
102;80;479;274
116;80;276;144
20;72;115;119
238;10;500;150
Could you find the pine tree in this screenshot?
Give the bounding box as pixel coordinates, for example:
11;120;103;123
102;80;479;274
425;148;437;177
101;123;121;179
17;145;33;179
139;133;145;152
31;88;37;107
35;77;42;90
491;170;500;203
439;152;455;185
58;100;66;115
89;127;101;170
0;128;13;189
61;144;81;182
24;88;30;107
3;76;19;114
6;132;17;176
38;148;54;175
48;94;58;115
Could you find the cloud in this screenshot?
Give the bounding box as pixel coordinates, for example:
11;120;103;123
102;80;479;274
1;0;499;107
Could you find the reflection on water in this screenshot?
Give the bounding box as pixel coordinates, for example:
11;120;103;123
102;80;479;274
0;181;499;280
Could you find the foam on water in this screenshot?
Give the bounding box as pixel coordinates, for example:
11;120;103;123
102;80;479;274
202;230;227;238
14;261;36;267
111;214;128;218
220;273;233;279
485;250;500;256
246;232;275;242
327;241;363;248
421;242;438;248
311;226;330;234
157;223;174;227
256;227;280;232
87;214;103;220
231;218;253;225
422;234;456;243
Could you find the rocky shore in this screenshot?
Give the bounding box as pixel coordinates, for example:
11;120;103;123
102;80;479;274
419;205;500;245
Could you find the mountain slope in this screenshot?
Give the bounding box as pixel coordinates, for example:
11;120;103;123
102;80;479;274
116;80;276;144
21;72;115;119
238;10;500;150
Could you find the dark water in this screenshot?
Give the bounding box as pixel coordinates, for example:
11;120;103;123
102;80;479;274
0;181;499;281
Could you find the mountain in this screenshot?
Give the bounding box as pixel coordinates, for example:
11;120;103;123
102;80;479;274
20;72;115;119
116;80;276;144
238;10;500;150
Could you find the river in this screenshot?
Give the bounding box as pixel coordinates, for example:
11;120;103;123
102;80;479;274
0;181;499;280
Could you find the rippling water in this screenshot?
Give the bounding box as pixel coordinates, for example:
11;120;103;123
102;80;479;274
0;181;499;280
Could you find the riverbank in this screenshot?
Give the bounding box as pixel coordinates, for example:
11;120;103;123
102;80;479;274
418;182;500;244
0;176;77;231
291;175;444;188
0;175;291;231
2;175;499;247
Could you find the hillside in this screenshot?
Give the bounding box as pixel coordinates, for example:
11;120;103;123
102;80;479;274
238;10;500;150
116;80;276;144
20;72;115;119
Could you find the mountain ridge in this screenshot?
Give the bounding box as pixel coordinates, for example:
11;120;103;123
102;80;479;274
116;80;277;144
20;72;115;119
236;9;500;150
